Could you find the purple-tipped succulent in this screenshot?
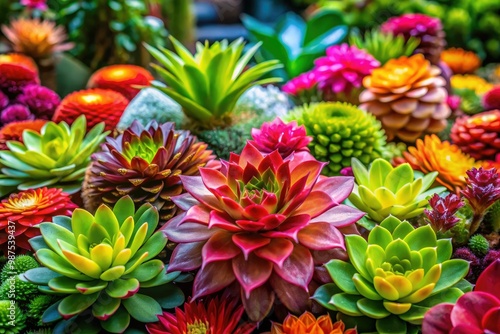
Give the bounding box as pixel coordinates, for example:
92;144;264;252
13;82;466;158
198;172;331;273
425;193;464;233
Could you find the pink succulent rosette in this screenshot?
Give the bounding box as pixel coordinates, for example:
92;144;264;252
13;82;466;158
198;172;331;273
249;118;312;158
20;0;48;10
282;71;318;96
163;143;363;322
423;259;500;333
313;43;380;102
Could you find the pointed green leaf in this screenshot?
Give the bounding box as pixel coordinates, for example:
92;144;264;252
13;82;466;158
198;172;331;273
122;293;162;323
58;293;99;318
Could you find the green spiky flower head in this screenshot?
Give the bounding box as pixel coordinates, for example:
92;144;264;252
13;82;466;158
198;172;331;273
0;115;109;197
0;254;38;281
314;216;470;333
23;196;186;333
349;158;446;223
0;276;38;302
0;300;26;334
287;102;386;176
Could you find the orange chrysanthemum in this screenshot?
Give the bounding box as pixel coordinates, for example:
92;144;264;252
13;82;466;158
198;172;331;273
441;48;481;75
360;54;450;142
1;18;74;59
87;64;154;100
271;312;357;334
52;88;129;131
0;187;77;254
0;53;39;94
0;119;47;150
403;134;479;193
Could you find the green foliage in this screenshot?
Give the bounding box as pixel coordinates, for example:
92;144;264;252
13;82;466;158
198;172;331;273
242;9;348;80
349;29;420;65
485;200;500;232
468;234;490;256
0;115;109;197
0;276;38;303
313;216;469;332
454;88;484;115
0;255;38;282
349;158;445;222
27;295;54;327
148;36;282;127
0;300;26;333
287;102;386;175
22;196;186;333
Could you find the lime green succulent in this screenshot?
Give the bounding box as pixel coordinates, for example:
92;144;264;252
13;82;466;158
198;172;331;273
0;115;109;197
23;196;186;333
348;158;445;224
287;102;386;176
314;216;471;333
147;36;282;128
0;300;26;334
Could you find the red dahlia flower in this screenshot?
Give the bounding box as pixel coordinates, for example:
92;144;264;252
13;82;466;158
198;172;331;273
423;259;500;334
146;297;256;334
0;187;77;253
163;143;363;321
249;118;312;158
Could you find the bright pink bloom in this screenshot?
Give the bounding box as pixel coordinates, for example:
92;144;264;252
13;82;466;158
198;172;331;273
163;143;363;322
447;95;461;112
249;118;312;157
461;167;500;215
20;0;47;10
483;86;500;111
313;43;379;96
282;71;318;96
423;259;500;334
381;14;443;39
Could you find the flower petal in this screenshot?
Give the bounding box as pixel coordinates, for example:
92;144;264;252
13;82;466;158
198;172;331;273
270;273;310;314
180;175;220;210
233;254;273;299
298;222;345;251
476;259;500;299
273;244;313;290
192;261;235;299
241;284;274;322
422;303;454;334
314;176;355;204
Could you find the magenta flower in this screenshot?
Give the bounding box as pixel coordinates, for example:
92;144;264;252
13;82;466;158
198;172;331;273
483;86;500;111
163;143;363;322
423;259;500;334
282;71;318;96
313;43;379;98
0;91;8;109
462;167;500;215
249;118;312;157
0;104;34;124
424;193;464;232
447;95;461;112
20;0;48;11
16;84;60;119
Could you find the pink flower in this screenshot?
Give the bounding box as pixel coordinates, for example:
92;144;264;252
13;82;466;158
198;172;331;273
282;71;318;96
381;14;443;38
423;259;500;334
249;118;312;157
20;0;48;11
483;85;500;111
447;95;461;112
16;84;60;119
313;43;379;96
0;104;33;124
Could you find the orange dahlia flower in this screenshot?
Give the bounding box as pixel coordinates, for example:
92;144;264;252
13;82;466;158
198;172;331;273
0;187;77;253
0;119;47;150
1;18;73;59
0;53;39;94
441;48;481;75
360;54;450;142
87;64;154;100
271;312;357;334
403;134;479;193
52;88;129;131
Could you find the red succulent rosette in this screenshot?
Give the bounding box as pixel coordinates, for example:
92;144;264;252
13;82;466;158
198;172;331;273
163;143;363;321
0;53;39;96
0;187;77;253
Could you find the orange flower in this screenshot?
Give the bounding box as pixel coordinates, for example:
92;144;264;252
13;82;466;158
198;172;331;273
271;312;357;334
360;54;450;142
87;64;154;100
1;18;73;59
403;134;479;193
0;187;77;253
52;88;129;131
0;53;39;94
441;48;481;75
0;119;47;150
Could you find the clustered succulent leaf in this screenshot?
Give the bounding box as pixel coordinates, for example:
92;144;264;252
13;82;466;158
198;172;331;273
0;254;38;282
23;196;185;333
0;300;26;334
0;115;109;196
314;216;470;333
147;36;282;127
287;102;386;175
27;295;54;327
349;158;445;223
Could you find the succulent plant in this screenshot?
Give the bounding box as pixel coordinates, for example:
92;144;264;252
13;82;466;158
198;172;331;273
82;121;216;221
469;234;490;256
27;295;54;327
0;254;38;282
0;120;47;151
349;29;420;65
423;259;500;333
348;158;445;224
23;196;186;333
440;48;482;75
87;64;154;100
0;274;38;302
483;86;500;110
287;102;386;176
0;300;26;334
314;216;470;333
424;193;464;233
359;54;451;142
163;143;363;322
270;311;356;334
147;36;281;128
52;88;130;132
0;115;109;197
0;53;39;96
485;200;500;232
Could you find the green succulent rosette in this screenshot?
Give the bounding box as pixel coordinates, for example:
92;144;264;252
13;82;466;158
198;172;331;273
0;115;109;197
287;102;386;176
314;216;471;333
348;158;445;225
22;196;186;333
